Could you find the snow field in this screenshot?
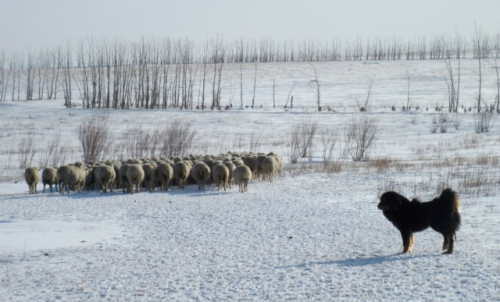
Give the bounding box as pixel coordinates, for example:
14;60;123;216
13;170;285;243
1;58;500;301
1;171;500;301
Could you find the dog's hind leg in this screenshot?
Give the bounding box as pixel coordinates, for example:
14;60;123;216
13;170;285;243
408;233;415;253
442;234;450;251
443;233;455;254
401;230;412;254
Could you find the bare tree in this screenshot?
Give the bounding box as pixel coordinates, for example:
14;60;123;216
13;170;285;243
310;62;321;111
25;51;35;101
239;62;244;108
76;40;90;108
60;43;73;108
201;41;209;109
251;62;257;108
36;50;49;100
443;53;461;112
45;49;60;100
0;50;8;102
472;23;484;112
490;57;500;112
272;78;276;108
405;68;411;109
284;83;296;108
352;75;376;111
210;36;225;110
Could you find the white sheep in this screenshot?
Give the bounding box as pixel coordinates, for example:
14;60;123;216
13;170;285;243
233;165;252;193
212;163;229;191
142;163;156;192
156;162;174;191
190;162;211;190
261;156;277;182
96;165;116;193
24;167;40;194
126;164;145;194
223;161;236;189
173;161;190;189
42;167;57;193
119;163;131;193
57;165;84;194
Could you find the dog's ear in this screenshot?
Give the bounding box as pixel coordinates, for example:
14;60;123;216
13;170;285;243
391;196;401;210
392;193;406;210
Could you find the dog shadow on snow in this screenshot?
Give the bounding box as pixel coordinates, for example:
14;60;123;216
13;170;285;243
277;253;437;269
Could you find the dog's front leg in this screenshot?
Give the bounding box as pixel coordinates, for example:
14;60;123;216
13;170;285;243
400;230;412;253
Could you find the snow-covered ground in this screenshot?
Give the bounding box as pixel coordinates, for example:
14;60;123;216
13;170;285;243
1;172;500;301
1;59;500;301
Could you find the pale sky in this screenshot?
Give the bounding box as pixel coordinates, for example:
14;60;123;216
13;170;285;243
1;0;499;52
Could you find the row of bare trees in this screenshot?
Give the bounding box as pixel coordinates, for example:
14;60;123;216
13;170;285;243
443;25;500;114
223;33;499;63
1;31;500;106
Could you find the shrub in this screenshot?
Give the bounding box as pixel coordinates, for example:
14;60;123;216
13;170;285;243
157;121;196;156
474;112;495;133
18;130;39;169
288;119;318;163
320;127;338;165
78;112;112;163
344;117;379;161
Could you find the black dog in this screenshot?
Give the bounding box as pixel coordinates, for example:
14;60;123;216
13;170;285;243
378;188;461;254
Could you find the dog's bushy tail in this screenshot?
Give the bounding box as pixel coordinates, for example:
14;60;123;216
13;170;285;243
438;188;461;231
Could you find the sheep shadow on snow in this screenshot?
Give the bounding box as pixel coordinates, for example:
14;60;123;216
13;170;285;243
50;187;232;199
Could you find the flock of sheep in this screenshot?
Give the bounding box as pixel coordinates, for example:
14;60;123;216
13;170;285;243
23;152;284;195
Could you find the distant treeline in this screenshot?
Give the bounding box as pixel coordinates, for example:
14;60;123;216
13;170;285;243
0;31;499;107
